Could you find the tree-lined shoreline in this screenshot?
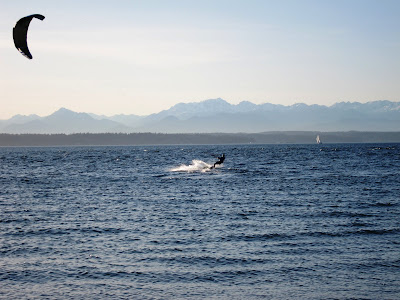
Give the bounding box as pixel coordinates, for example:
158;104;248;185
1;132;400;146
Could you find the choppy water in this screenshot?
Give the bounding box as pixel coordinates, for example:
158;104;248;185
1;144;399;299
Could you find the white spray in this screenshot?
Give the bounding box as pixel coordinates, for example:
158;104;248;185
171;160;213;173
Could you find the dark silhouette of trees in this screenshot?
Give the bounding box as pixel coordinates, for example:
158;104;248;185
1;132;400;146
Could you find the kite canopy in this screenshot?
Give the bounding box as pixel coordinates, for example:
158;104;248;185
13;14;45;59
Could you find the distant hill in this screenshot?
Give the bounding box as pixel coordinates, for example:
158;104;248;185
1;108;130;134
1;99;399;134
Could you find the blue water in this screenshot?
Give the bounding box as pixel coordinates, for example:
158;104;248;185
1;144;399;299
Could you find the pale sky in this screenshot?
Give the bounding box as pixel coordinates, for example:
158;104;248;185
1;0;399;119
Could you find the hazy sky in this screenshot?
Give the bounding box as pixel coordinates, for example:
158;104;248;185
1;0;399;118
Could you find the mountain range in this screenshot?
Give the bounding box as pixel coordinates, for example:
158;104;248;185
1;98;399;134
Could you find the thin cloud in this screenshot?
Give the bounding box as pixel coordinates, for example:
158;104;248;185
31;27;242;67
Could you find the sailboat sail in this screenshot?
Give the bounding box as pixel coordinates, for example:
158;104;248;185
316;135;321;144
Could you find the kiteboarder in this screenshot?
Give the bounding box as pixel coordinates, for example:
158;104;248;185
212;154;225;169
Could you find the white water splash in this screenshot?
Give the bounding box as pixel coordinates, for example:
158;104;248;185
171;160;213;172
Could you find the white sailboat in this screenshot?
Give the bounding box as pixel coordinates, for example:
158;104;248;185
316;135;322;144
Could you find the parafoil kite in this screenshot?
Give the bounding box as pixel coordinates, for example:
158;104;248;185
13;14;45;59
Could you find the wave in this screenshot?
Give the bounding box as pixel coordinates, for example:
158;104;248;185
171;160;213;173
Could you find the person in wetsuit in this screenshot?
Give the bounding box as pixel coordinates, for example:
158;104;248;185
212;154;225;168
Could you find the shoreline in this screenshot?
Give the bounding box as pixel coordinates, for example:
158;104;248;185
1;132;400;146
